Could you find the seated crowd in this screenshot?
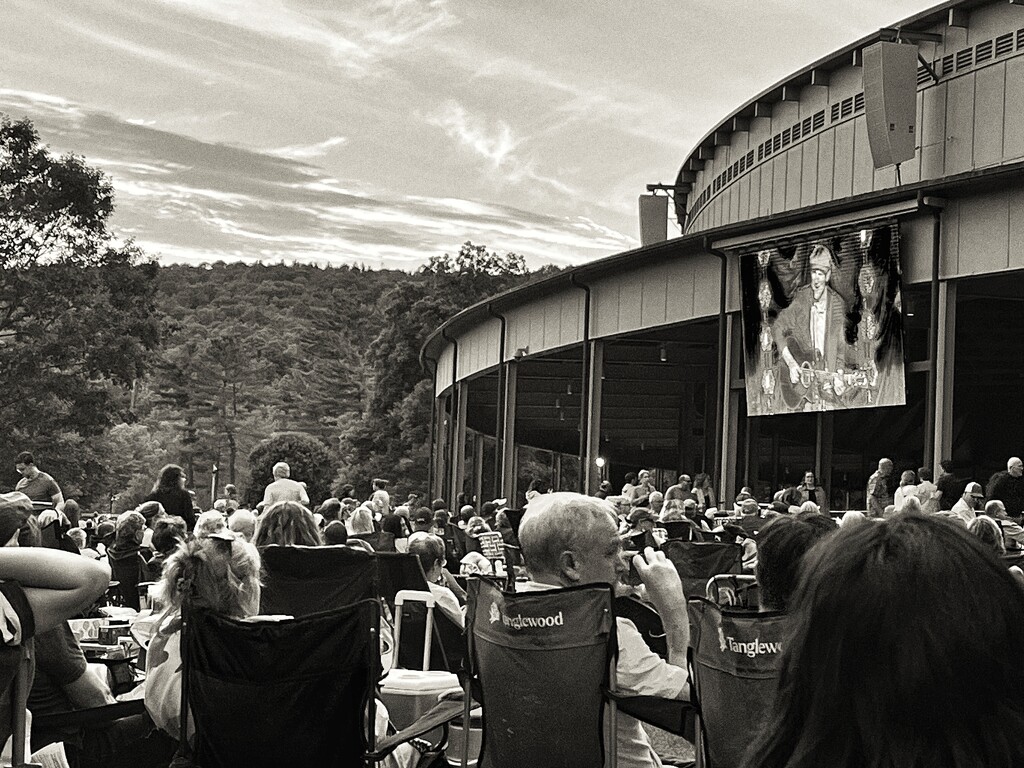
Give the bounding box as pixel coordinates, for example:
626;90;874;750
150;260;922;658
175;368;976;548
2;451;1023;768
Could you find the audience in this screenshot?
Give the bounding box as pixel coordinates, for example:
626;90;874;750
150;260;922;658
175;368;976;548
21;454;1024;767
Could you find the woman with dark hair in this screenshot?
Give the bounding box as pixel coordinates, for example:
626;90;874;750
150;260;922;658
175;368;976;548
745;514;1024;768
253;501;323;549
145;464;195;530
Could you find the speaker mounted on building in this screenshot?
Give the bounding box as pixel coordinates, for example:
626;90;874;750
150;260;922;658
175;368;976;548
638;194;668;246
862;41;918;169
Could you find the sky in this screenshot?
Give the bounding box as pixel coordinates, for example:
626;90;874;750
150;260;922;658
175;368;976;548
1;0;939;271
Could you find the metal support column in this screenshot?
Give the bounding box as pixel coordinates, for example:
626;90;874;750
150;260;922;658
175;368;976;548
500;361;518;502
450;381;469;506
933;280;957;473
583;340;604;494
718;315;736;502
473;433;484;506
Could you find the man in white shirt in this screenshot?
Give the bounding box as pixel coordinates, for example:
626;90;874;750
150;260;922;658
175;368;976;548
262;462;309;508
518;493;689;768
949;481;985;525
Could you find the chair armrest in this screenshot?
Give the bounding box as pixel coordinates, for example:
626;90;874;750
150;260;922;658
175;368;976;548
369;698;466;758
608;693;695;740
32;698;147;732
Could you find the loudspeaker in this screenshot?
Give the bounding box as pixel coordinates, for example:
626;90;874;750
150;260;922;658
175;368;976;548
638;194;668;246
863;41;918;169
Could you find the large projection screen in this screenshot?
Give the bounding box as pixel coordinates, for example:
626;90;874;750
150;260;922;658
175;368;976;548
739;220;905;416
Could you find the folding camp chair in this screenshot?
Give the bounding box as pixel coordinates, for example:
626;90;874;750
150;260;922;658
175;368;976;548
108;552;147;611
259;544;376;616
705;574;760;611
662;520;704;542
352;531;397;552
660;540;742;599
393;590;466;674
463;577;619;768
687;598;787;768
179;601;451;768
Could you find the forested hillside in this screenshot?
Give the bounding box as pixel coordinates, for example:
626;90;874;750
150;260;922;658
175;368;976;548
0;115;556;512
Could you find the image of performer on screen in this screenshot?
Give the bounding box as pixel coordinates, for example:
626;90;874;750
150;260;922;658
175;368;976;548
771;243;856;410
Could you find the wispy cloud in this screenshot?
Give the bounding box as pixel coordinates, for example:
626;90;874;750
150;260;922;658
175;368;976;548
145;0;456;75
0;89;627;269
268;136;347;160
425;100;578;198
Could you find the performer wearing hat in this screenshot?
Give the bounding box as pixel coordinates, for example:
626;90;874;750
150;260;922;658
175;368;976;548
771;243;855;410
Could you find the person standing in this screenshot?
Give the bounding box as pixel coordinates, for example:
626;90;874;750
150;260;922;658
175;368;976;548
145;465;196;531
866;458;893;518
14;452;64;510
988;457;1024;519
795;470;829;514
262;462;309;508
370;478;391;517
935;459;960;512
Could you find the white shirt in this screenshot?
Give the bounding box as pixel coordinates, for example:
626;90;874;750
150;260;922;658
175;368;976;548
949;497;978;525
262;478;309;507
810;291;828;360
518;580;688;768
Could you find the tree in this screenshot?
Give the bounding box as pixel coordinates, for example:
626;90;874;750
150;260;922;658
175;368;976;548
0;116;160;505
245;432;335;507
339;242;532;500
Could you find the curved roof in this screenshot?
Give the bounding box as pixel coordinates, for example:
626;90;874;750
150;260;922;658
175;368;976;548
674;0;981;219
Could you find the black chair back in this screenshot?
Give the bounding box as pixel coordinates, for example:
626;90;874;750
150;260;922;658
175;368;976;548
184;601;379;768
688;598;787;768
259;544;376;616
466;578;615;768
660;540;742;598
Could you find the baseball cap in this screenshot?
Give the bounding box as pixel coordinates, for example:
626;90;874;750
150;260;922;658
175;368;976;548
965;481;985;498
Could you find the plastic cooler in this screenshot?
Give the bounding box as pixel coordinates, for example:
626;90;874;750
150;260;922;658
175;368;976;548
379;670;482;765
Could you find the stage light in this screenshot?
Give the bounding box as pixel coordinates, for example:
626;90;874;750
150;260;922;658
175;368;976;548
595;457;606;468
659;344;667;362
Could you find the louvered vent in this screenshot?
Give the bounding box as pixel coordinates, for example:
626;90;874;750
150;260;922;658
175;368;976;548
1017;27;1024;49
854;92;864;112
996;32;1014;56
941;55;954;75
831;103;841;122
917;64;931;86
956;48;973;70
802;116;812;134
976;40;993;64
840;97;854;118
745;150;754;166
781;128;791;147
812;110;825;131
792;122;801;142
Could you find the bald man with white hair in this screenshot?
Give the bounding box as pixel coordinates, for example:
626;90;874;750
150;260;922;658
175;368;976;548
262;461;309;508
518;493;689;768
